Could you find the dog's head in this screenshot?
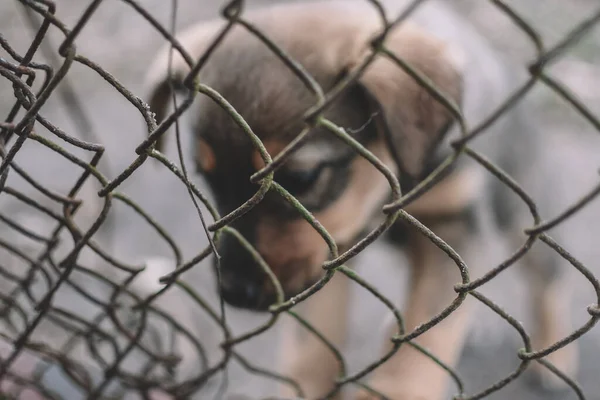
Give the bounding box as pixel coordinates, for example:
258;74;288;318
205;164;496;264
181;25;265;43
145;2;464;310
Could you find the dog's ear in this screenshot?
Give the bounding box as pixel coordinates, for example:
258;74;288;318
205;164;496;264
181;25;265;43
144;50;189;154
353;26;464;181
145;79;174;154
144;22;221;153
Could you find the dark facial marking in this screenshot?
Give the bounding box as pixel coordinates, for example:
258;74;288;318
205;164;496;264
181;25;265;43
275;149;357;211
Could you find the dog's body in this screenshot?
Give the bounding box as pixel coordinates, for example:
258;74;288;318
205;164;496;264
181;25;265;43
145;1;575;399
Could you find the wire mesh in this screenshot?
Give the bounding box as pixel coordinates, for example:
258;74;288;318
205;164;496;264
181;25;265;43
1;0;600;399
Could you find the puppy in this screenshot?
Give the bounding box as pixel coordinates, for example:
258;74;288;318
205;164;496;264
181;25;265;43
144;1;577;399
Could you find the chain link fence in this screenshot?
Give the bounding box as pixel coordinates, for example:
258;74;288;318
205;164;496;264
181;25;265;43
1;0;600;399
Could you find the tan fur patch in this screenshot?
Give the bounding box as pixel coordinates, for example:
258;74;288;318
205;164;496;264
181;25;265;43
405;167;485;217
530;278;578;387
195;138;216;172
254;140;393;291
255;216;329;291
356;305;472;400
358;217;476;400
252;140;287;171
279;273;350;399
313;140;393;244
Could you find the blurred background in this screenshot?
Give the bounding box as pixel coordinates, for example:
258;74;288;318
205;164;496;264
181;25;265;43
1;0;600;399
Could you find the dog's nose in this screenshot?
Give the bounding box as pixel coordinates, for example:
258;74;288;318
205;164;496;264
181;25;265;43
218;270;272;310
213;234;277;311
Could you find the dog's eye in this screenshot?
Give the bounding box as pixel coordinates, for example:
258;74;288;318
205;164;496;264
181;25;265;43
276;167;322;195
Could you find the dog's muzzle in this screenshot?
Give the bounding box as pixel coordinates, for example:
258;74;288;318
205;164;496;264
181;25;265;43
213;235;278;311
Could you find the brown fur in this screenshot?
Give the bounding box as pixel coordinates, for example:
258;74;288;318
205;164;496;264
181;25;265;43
251;140;287;170
253;139;393;295
145;1;577;398
355;214;478;400
404;167;484;217
313;141;393;244
195;137;216;172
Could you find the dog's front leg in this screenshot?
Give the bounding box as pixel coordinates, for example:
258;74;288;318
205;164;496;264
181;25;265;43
278;271;351;400
357;208;488;400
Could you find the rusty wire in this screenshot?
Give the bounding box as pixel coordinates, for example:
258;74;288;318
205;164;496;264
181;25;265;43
0;0;600;399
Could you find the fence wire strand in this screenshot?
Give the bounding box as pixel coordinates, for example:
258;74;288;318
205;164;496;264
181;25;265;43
0;0;600;399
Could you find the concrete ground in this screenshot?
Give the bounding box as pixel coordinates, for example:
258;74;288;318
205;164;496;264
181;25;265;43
1;0;600;399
